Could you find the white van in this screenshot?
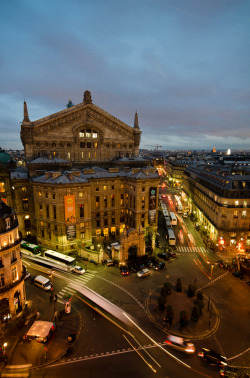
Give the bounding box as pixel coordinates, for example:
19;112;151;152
34;275;52;291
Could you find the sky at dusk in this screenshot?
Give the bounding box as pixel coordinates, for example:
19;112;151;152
1;0;250;151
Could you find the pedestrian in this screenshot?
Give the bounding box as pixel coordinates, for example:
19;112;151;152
36;311;40;319
54;294;57;302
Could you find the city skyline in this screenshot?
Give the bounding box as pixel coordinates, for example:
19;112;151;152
1;0;249;151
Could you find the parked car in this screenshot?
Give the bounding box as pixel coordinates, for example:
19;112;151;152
145;260;153;268
106;259;114;266
137;268;151;278
157;253;170;261
120;266;129;276
153;262;166;270
72;266;85;275
25;270;31;280
165;335;195;354
169;251;176;258
198;348;227;367
128;264;139;273
232;270;244;279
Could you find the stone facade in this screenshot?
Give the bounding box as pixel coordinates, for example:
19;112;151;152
182;165;250;252
0;200;26;322
21;90;142;164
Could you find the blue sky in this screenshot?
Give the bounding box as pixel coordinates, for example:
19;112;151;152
1;0;249;151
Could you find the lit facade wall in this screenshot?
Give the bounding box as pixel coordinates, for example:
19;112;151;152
182;166;250;253
26;168;160;254
0;201;25;322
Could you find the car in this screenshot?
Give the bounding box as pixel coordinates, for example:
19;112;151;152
220;365;245;377
120;266;129;276
137;268;151;278
106;259;114;266
25;270;31;280
145;260;153;268
232;270;244;279
169;251;176;258
150;256;159;264
165;335;195;354
198;348;227;367
72;265;85;275
128;264;139;273
157;252;170;261
153;262;166;270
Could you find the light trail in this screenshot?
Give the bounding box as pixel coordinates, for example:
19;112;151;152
123;313;191;369
193;258;210;279
123;334;157;374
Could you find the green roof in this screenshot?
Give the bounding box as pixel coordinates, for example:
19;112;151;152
0;150;11;165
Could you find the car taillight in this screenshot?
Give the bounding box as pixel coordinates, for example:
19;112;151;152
165;340;172;345
198;352;204;357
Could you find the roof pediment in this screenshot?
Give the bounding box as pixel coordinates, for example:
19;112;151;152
32;102;137;138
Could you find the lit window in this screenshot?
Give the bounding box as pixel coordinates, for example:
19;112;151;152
94;142;98;148
38;191;42;197
242;210;247;218
22;187;27;192
79;192;83;197
92;130;98;138
68;152;71;159
80;222;84;228
79;130;85;137
86;129;91;138
0;182;5;193
103;186;107;190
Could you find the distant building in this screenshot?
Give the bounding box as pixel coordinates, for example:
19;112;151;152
21;90;142;164
182;164;250;253
0;200;25;323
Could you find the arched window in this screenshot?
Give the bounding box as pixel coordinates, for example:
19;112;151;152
92;130;98;138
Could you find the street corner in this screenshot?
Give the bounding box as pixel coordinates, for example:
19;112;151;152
2;301;81;370
146;284;220;340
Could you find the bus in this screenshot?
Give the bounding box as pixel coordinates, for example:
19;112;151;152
44;250;76;267
169;212;177;226
163;209;169;218
165;216;172;228
167;228;176;245
21;241;42;255
161;202;167;210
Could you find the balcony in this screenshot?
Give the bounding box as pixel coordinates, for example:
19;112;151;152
0;238;21;253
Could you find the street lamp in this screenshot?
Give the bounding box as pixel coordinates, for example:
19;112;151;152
208;264;214;328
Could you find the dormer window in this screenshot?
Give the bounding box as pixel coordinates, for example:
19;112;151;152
5;218;10;230
79;130;85;137
92;130;98;138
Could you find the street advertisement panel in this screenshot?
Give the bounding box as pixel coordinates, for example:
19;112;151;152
64;195;76;240
149;187;157;225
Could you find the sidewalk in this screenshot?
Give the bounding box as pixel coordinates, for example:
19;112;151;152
1;294;80;371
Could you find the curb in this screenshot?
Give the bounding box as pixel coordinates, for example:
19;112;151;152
146;285;220;341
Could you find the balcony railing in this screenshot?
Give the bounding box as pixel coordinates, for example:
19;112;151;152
0;238;21;253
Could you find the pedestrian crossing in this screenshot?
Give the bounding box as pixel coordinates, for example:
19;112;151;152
56;271;95;303
176;246;208;255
